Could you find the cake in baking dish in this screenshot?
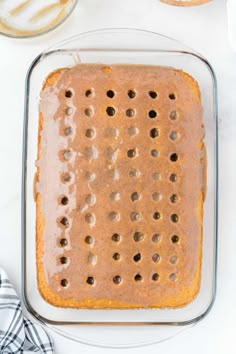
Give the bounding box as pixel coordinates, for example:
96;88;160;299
35;64;206;309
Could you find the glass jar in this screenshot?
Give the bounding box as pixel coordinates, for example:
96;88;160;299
0;0;78;38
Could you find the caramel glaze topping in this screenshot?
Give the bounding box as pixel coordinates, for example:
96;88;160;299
36;64;206;308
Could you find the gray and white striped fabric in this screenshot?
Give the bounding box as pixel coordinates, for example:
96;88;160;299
0;268;54;354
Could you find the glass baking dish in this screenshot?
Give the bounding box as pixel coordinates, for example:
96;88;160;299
22;28;218;347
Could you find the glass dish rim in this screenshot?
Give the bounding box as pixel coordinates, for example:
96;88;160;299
0;0;78;39
21;28;219;328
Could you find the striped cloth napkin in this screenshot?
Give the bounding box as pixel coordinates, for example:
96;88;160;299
0;267;54;354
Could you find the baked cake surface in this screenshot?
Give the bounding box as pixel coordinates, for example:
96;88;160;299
36;64;205;309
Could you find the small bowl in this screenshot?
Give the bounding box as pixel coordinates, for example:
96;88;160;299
160;0;213;6
0;0;78;38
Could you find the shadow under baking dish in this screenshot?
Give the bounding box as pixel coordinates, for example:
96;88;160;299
21;28;218;347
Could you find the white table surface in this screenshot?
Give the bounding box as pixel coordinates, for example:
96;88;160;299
0;0;235;353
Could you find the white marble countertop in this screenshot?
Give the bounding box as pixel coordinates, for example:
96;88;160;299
0;0;235;353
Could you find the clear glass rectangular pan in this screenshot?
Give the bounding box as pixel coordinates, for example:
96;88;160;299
22;29;218;340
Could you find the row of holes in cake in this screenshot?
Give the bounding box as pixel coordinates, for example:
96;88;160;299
58;192;178;206
65;106;178;119
61;171;178;184
58;253;177;265
60;272;177;288
61;149;179;161
59;234;179;247
63;125;179;141
65;89;176;101
59;212;179;226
